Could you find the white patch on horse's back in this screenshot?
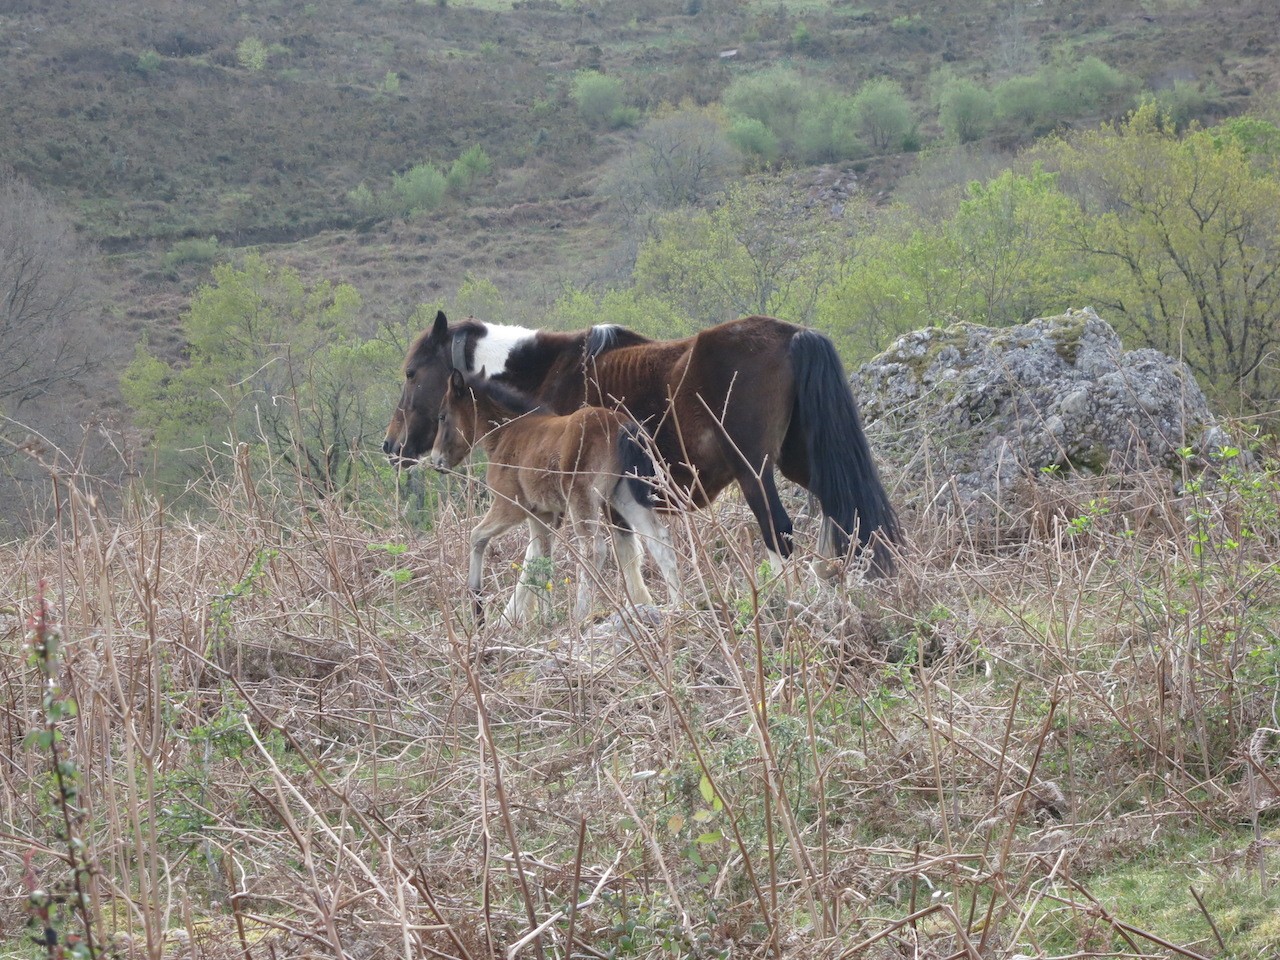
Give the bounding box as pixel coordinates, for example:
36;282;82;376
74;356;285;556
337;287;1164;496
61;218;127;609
471;323;538;376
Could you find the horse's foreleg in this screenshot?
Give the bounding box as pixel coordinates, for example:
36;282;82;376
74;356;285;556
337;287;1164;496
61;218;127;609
503;513;556;624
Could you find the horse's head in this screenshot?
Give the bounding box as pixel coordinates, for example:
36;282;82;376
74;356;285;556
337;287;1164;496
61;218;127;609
429;368;482;471
384;310;454;467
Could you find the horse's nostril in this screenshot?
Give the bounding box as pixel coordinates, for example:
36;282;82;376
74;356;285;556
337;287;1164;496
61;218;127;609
382;437;394;456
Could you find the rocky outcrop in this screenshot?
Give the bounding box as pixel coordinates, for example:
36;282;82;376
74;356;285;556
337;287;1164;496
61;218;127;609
853;308;1227;511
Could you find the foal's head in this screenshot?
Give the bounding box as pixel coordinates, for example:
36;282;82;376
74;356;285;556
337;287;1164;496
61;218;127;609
428;369;541;471
429;369;483;471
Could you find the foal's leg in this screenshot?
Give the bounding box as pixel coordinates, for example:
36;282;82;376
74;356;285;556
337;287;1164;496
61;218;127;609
611;482;682;604
567;501;609;621
467;501;526;626
502;512;556;625
603;504;653;606
612;526;655;607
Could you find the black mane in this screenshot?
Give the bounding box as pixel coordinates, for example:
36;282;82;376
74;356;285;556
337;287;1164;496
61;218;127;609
585;324;652;361
467;372;546;418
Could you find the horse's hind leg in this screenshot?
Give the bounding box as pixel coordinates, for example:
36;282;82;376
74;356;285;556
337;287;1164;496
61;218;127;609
736;465;795;578
502;512;556;625
611;482;681;604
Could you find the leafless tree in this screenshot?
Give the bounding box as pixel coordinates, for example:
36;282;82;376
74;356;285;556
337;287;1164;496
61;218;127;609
1;171;101;413
1;172;113;535
602;106;737;223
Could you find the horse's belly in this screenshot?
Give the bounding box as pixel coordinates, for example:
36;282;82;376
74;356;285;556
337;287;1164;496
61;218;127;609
512;459;569;514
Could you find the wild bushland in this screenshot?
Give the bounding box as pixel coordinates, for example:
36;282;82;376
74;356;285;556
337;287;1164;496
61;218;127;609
3;422;1279;958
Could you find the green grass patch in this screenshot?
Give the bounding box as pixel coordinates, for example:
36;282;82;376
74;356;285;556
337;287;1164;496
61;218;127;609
1032;828;1280;956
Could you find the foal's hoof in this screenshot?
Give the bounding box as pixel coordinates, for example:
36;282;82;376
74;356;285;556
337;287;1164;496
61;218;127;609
811;558;844;582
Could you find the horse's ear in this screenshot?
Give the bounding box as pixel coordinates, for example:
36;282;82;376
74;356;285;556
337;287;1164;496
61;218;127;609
449;368;466;396
477;366;487;379
431;310;449;341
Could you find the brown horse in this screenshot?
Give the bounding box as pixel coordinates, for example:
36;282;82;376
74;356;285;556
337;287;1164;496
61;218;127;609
431;367;681;624
388;311;899;574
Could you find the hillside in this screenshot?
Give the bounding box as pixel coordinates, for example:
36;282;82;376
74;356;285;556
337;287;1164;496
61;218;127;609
3;0;1277;340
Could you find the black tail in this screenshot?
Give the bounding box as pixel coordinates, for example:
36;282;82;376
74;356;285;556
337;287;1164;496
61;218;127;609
790;329;900;574
616;421;659;508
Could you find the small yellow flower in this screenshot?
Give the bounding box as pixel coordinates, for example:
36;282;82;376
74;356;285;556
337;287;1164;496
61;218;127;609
545;580;554;591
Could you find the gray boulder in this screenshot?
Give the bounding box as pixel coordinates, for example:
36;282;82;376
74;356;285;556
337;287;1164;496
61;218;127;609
852;308;1227;510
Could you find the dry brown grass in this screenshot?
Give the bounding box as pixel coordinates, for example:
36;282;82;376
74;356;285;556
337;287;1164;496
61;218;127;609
3;437;1280;959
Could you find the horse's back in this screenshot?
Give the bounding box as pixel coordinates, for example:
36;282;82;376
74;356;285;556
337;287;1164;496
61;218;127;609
556;407;631;472
484;407;628;514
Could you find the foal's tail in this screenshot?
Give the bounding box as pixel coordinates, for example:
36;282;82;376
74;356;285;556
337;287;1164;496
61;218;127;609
790;329;900;574
616;421;659;508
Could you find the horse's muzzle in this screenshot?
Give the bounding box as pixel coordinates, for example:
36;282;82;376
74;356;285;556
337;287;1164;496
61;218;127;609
428;451;449;472
383;437;421;469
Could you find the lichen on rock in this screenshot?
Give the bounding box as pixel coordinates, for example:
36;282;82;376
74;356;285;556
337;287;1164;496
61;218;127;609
853;307;1227;514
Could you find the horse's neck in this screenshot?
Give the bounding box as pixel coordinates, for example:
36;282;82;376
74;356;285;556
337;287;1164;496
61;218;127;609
491;328;591;408
469;401;516;450
468;322;539;379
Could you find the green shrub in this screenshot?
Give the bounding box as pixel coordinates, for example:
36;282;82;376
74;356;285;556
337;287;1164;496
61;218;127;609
454;274;505;320
995;56;1133;135
727;116;779;162
796;94;862;162
609;104;642;129
1056;56;1132;112
1154;79;1221;130
573;70;625;127
347;182;388;218
136;49;163;74
994;74;1056;132
236;36;269;71
447;145;493;194
852;78;913;152
1214;115;1280;156
723;67;810;148
938;77;995;143
391;163;447;216
162;236;220;271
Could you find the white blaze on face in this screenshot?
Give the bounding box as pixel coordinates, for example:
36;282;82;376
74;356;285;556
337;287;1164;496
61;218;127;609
470;324;538;376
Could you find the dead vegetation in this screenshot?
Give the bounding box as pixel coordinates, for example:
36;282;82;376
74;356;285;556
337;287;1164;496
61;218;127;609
2;433;1279;959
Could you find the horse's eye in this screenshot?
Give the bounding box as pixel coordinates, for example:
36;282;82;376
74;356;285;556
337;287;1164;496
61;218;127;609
405;368;415;381
438;413;446;422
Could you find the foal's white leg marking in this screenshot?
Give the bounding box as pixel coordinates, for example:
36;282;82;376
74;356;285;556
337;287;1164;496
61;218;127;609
502;515;555;625
614;528;655;606
467;502;525;622
568;508;607;620
470;323;538;376
613;483;681;604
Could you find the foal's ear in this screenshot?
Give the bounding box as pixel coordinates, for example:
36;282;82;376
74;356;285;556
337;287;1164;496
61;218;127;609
449;368;467;396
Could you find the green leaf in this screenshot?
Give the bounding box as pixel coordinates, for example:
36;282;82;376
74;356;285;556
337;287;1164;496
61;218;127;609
698;773;715;805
